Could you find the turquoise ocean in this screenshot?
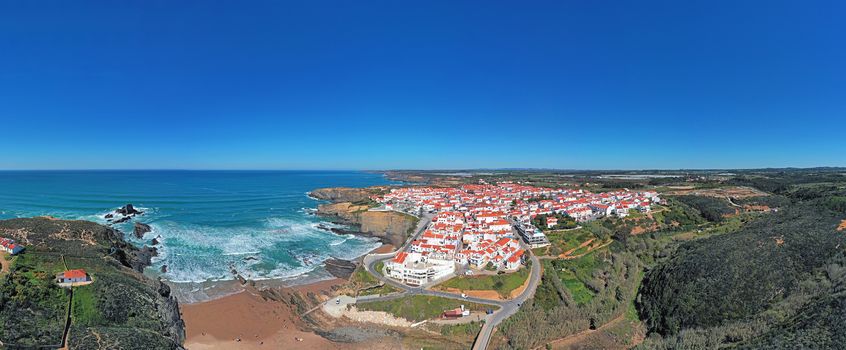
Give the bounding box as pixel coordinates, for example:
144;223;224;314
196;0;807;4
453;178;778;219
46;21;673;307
0;170;393;294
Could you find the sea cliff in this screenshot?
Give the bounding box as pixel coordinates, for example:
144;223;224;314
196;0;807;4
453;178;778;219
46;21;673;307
310;187;418;248
0;217;185;349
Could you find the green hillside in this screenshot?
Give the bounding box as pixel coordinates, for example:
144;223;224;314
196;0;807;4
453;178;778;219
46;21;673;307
637;180;846;349
0;218;185;349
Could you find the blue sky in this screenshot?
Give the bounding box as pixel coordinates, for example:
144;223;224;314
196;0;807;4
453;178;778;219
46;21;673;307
1;1;843;170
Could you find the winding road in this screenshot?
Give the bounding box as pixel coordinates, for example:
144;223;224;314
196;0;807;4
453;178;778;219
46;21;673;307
354;211;543;350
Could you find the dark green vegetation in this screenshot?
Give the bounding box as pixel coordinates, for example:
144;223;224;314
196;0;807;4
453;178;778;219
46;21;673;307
0;252;69;347
532;213;578;231
0;218;185;349
637;172;846;349
357;295;496;322
654;198;706;229
438;266;529;298
673;195;736;222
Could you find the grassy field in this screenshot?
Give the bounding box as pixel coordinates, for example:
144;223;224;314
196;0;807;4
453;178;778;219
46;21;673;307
71;284;102;325
438;267;529;298
358;295;497;322
559;269;594;305
550;250;609;305
536;227;594;256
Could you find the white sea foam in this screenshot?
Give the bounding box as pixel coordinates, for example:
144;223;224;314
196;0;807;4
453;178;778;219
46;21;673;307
143;216;379;284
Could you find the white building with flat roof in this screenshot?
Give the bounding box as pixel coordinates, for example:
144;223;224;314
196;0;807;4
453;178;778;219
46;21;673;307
386;251;455;286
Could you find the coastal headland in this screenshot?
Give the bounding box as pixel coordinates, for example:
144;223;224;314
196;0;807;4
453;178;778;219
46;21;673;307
0;217;185;349
310;186;420;248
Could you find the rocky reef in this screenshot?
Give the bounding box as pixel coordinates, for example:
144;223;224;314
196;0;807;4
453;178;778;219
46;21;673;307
134;222;152;238
0;217;185;349
105;203;145;225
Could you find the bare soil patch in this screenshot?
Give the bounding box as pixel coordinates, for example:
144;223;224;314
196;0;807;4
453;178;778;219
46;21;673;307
440;286;503;300
0;252;10;276
664;186;767;199
183;281;347;350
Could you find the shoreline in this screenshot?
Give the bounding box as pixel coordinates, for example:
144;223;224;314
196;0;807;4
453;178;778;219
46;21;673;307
170;242;394;305
182;278;346;350
181;242;396;349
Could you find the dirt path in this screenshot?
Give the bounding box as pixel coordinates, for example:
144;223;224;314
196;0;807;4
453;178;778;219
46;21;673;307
559;239;595;258
439;286;502;300
560;240;612;260
0;252;10;276
535;313;627;350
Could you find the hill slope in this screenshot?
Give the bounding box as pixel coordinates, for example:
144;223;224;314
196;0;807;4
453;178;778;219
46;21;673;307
637;195;846;348
0;218;185;349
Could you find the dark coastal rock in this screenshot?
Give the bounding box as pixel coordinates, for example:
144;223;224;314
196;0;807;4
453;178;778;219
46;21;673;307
161;264;168;273
243;256;258;262
257;288;286;302
134;222;152;238
316;223;361;236
317;327;400;343
154;281;186;346
324;258;357;279
134;246;159;270
112;216;132;224
151;237;160;246
116;203;143;216
105;213;114;219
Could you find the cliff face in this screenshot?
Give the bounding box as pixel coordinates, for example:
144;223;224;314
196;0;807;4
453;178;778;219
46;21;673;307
315;194;417;247
0;218;185;349
309;187;379;203
358;211;418;247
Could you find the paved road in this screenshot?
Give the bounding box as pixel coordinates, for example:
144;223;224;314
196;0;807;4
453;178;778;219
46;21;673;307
357;213;543;350
472;250;541;350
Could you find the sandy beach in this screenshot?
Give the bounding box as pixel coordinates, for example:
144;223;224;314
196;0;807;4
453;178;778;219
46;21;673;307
181;244;397;349
182;279;345;350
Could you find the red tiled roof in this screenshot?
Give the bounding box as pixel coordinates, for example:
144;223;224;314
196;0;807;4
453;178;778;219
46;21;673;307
393;252;408;264
63;269;87;279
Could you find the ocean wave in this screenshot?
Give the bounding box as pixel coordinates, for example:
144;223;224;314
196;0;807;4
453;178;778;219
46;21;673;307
145;216;380;283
